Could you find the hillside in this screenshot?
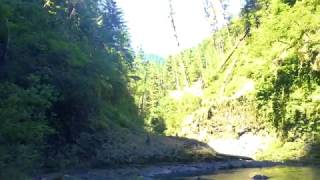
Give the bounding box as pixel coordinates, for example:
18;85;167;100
131;0;320;162
0;0;320;179
0;1;221;179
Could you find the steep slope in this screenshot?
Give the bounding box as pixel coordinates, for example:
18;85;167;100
132;0;320;162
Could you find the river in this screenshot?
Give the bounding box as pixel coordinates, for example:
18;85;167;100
160;166;320;180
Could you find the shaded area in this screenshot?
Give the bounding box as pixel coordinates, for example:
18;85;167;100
36;135;217;179
301;143;320;164
39;159;281;179
168;166;320;180
0;0;141;178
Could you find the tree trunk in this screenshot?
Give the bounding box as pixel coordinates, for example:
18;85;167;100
0;18;9;67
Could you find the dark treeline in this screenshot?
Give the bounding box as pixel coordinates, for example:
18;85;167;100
0;0;142;177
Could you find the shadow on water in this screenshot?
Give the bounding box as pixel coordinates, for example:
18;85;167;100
163;166;320;180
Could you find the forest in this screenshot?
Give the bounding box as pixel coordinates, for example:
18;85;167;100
0;0;319;179
134;0;320;144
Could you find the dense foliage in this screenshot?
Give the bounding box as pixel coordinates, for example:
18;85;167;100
0;0;141;177
132;0;320;143
1;0;320;178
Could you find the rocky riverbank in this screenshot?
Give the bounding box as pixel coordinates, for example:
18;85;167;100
37;160;282;180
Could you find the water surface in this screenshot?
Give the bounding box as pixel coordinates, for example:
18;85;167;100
163;166;320;180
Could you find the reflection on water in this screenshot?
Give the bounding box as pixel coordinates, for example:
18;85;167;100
164;166;320;180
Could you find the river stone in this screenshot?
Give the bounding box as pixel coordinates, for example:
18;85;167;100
252;174;269;179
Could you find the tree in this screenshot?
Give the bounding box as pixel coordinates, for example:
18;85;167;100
0;0;140;175
0;4;10;67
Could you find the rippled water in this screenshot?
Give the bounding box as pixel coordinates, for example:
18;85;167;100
164;166;320;180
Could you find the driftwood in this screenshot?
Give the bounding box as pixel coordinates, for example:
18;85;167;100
216;152;253;161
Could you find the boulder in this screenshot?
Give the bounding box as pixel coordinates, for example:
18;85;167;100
252;174;269;179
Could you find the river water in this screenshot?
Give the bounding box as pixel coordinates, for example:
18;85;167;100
162;166;320;180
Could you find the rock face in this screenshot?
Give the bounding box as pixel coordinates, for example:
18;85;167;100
208;133;274;158
177;99;276;159
252;174;270;179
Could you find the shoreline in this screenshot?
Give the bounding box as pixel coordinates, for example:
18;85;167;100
39;160;284;179
140;160;283;178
